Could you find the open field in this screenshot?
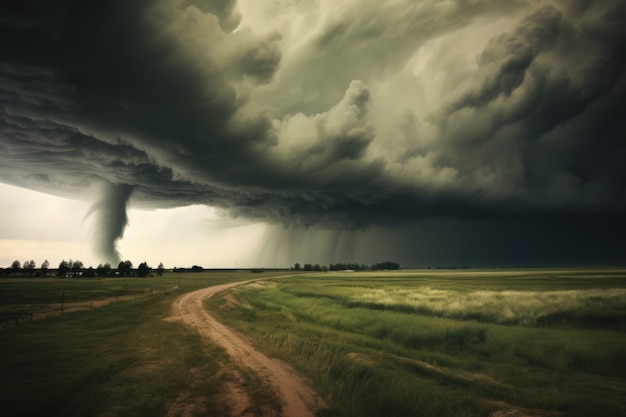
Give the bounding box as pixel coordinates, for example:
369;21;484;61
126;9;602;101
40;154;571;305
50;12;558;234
0;271;293;417
1;269;625;417
207;269;626;417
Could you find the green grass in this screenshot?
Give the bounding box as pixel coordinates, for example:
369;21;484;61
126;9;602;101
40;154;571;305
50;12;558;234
0;274;194;323
207;269;626;417
0;271;292;417
3;269;625;417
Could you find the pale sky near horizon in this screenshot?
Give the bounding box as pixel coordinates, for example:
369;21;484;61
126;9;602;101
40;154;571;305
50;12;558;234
0;182;268;269
1;1;625;268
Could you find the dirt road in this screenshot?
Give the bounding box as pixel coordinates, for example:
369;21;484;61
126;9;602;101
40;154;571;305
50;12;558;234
169;279;323;417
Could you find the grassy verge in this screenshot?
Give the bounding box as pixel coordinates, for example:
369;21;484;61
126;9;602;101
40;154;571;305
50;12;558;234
207;269;626;417
0;271;291;417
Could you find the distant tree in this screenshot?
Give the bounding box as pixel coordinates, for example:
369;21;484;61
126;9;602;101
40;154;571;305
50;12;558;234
71;260;84;274
59;260;85;277
294;263;301;271
330;263;348;271
57;260;70;276
117;260;133;277
156;262;164;277
97;263;111;277
41;259;49;277
313;264;322;271
137;262;151;277
303;263;313;271
11;260;21;274
23;260;36;277
330;263;355;271
84;267;96;278
371;261;400;271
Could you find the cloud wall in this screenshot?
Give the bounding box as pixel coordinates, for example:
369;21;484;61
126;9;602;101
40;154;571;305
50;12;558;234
1;0;625;263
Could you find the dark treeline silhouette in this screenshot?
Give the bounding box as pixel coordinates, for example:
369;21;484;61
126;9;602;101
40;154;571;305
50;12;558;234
172;265;203;273
1;259;50;278
1;259;165;278
3;258;401;278
292;261;401;272
371;261;401;271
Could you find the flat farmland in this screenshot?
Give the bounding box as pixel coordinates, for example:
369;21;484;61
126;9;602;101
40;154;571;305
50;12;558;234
207;269;626;417
0;271;293;417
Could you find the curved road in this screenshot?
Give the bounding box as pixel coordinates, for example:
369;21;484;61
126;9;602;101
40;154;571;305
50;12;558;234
169;279;322;417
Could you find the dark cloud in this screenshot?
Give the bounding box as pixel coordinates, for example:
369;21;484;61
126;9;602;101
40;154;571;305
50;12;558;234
421;1;626;216
1;0;625;264
448;5;563;112
255;215;626;268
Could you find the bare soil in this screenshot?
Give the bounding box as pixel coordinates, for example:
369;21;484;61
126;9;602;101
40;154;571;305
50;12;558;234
167;280;324;417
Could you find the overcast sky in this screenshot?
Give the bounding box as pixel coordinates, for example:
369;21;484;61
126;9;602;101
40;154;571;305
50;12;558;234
1;0;625;268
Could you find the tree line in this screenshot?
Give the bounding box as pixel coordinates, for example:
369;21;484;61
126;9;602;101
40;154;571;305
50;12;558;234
2;258;401;278
292;261;400;272
1;259;165;278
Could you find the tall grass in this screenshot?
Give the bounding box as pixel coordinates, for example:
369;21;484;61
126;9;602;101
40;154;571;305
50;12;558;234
208;269;626;417
347;287;626;327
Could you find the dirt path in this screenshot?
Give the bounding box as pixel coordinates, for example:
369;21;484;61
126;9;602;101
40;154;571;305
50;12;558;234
169;279;323;417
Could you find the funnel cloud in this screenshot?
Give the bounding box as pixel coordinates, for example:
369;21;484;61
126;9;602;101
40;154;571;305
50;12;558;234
1;0;625;265
86;182;134;264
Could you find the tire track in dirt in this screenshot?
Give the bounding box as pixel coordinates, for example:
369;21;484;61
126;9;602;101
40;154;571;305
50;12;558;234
169;279;323;417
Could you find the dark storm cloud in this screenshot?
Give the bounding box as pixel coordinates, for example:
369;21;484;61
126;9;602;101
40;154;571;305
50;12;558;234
447;5;563;112
1;0;279;197
255;216;626;268
422;1;626;216
1;0;625;261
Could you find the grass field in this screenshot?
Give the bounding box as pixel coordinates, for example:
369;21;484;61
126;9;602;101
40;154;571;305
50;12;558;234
0;271;291;417
1;269;625;417
206;269;626;417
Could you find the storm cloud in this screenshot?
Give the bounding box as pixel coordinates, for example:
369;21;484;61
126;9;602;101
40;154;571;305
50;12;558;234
1;0;625;264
